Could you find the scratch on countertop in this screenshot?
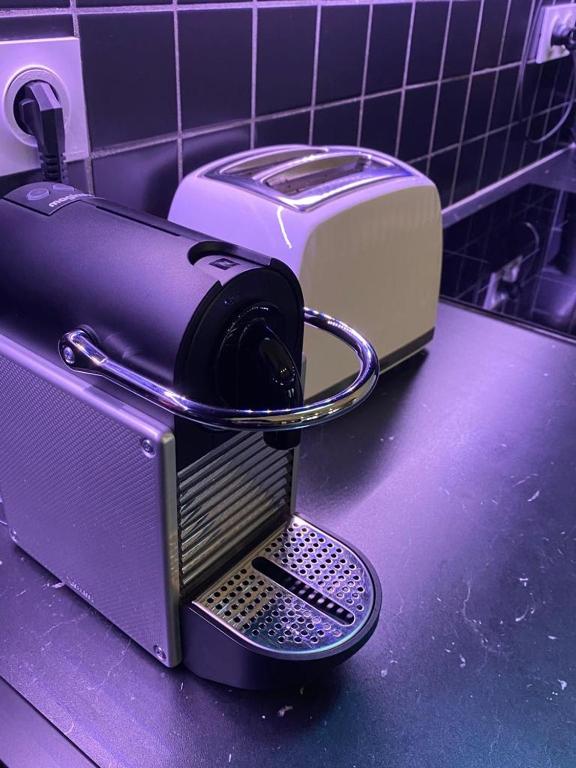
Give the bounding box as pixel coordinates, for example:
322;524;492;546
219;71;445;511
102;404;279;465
513;474;539;487
86;638;132;692
41;613;88;638
528;490;541;503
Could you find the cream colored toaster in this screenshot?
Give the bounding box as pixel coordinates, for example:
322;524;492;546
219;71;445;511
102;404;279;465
169;145;443;399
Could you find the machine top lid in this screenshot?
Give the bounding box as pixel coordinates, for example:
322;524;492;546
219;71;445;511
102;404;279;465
204;145;413;212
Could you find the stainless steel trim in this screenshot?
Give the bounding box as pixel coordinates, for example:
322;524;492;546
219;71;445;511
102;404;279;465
442;147;568;228
194;514;375;654
206;145;411;211
58;307;379;432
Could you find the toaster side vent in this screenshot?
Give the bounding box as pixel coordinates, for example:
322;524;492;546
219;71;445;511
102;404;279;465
178;433;293;595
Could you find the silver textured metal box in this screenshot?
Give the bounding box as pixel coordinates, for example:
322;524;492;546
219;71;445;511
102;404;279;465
0;333;182;665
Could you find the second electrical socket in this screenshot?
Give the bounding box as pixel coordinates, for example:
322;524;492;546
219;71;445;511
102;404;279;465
0;37;89;177
532;3;576;64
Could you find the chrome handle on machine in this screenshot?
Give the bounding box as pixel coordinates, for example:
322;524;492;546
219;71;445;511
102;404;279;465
58;308;379;432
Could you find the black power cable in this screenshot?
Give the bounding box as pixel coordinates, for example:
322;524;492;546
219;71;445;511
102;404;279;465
517;0;576;145
15;80;68;183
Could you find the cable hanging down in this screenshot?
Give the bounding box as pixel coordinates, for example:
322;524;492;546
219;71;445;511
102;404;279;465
15;80;68;184
517;0;576;145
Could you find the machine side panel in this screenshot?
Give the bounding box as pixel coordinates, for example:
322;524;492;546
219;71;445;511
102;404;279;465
0;333;181;665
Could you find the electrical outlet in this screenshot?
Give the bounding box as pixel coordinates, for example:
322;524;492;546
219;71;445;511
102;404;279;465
0;37;89;176
532;3;576;64
483;256;523;312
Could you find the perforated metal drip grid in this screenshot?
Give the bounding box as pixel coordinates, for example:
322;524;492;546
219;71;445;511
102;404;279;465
195;515;375;654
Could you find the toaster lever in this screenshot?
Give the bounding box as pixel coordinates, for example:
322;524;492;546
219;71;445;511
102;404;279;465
58;307;379;432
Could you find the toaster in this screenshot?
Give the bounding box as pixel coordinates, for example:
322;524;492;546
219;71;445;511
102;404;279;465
169;144;443;399
0;181;381;690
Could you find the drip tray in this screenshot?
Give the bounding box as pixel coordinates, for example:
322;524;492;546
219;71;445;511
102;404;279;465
181;515;380;688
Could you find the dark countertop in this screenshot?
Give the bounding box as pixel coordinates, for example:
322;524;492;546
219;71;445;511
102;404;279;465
2;302;576;768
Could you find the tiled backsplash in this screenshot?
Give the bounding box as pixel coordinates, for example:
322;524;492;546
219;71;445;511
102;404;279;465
442;183;576;337
0;0;574;219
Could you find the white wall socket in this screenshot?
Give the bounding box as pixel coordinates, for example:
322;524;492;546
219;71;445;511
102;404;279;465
0;37;89;176
532;3;576;64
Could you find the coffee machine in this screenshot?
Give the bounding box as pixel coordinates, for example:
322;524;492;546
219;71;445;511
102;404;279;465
0;181;381;689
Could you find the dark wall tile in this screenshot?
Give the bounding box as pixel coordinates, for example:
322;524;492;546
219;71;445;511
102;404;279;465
257;8;316;116
457;255;483;297
317;6;369;104
313;102;360;146
429;147;457;208
434;79;468;151
80;12;176;148
443;1;480;78
535;59;560;113
67;161;89;192
523;113;546;165
453;137;484;201
92;141;178;218
0;14;72;39
553;56;573;106
491;66;518;130
79;0;167;5
256;113;310;148
366;3;411;95
409;157;429;176
543;106;565;156
361;92;401;156
502;0;531;65
183;126;250;175
502;123;523;177
0;0;67;5
440;250;462;296
180;9;252;130
480;130;507;187
464;72;496;141
407;2;449;86
475;0;507;71
399;84;437;160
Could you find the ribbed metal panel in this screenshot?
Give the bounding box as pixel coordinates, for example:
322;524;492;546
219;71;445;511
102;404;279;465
178;433;293;593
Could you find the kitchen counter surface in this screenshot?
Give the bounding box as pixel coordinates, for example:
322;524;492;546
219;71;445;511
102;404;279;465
1;302;576;768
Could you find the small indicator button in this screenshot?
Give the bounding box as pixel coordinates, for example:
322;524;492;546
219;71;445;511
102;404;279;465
210;257;237;270
26;187;50;201
52;183;75;194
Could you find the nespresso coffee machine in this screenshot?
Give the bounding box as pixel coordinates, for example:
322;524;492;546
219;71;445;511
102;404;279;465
0;182;381;689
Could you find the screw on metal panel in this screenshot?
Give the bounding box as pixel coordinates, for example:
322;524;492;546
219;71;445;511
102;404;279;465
153;645;166;661
9;528;17;542
140;438;156;457
62;346;76;365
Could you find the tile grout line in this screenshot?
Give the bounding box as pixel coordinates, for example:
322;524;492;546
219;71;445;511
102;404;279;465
475;0;514;191
173;0;183;183
496;0;532;182
250;2;258;148
86;94;562;163
541;50;570;148
519;0;546;169
308;3;322;144
425;0;454;176
394;0;416;158
356;2;373;147
447;0;489;206
69;0;95;194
